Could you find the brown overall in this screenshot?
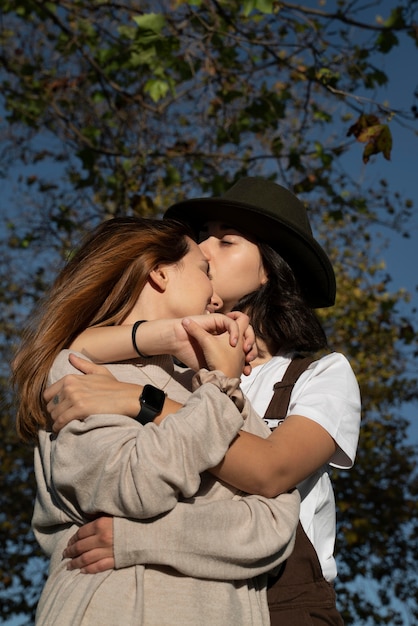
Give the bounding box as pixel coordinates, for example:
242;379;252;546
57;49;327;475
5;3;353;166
264;357;344;626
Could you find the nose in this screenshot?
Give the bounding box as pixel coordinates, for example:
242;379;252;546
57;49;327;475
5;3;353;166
199;238;212;257
207;291;223;313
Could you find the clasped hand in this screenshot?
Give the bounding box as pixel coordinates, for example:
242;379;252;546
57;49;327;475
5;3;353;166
173;311;256;375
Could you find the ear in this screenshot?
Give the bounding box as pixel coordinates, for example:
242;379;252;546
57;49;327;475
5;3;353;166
148;265;169;293
260;266;268;286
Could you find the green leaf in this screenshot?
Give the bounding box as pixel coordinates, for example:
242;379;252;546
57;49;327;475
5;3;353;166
133;13;166;34
384;7;406;29
376;30;399;53
145;78;169;102
376;125;392;161
242;0;274;17
253;0;273;14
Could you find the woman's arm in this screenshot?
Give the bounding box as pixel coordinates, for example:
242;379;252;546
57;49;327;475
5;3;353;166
46;314;252;431
47;366;332;499
69;313;256;372
44;354;180;430
212;354;361;497
46;347;248;522
211;416;337;497
63;490;300;581
47;356;360;500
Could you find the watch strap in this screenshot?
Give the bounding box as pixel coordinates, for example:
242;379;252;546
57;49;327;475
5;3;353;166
135;384;166;425
136;402;158;425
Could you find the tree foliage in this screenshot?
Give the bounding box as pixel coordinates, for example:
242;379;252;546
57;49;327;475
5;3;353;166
0;1;417;623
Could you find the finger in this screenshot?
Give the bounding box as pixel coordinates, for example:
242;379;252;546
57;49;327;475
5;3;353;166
44;375;82;405
80;557;116;574
243;320;254;335
65;549;114;571
64;536;97;559
242;324;256;353
242;364;253;376
44;380;63;402
66;528;90;549
220;317;239;346
182;318;212;343
52;417;66;433
227;311;250;326
64;522;106;557
229;315;250;349
68;353;105;375
226;311;242;321
47;392;73;414
72;516;113;544
50;405;84;433
197;315;239;346
48;398;78;432
51;412;74;433
234;313;250;334
245;344;258;363
226;320;239;347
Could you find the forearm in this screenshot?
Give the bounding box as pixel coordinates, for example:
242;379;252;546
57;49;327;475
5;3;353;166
210;414;338;498
68;318;210;370
69;320;180;364
46;356;183;430
87;379;182;423
68;314;254;373
209;431;280;496
114;490;300;580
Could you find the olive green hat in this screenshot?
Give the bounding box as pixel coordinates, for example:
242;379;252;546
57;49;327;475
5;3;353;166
164;177;336;308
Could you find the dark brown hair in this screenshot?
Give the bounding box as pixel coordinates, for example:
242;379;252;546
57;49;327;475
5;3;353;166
235;242;327;355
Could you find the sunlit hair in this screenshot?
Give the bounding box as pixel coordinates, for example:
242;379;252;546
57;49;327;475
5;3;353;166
12;217;193;442
235;243;327;355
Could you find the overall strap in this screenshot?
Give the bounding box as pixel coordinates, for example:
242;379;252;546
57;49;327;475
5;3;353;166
266;354;345;625
263;355;315;421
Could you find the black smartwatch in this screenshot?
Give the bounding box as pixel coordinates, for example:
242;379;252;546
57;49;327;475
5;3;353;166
135;384;166;425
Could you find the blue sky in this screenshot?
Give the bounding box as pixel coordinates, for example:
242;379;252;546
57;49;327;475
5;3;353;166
338;22;418;445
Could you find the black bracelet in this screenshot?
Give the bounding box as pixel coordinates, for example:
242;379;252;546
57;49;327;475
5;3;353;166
132;320;150;358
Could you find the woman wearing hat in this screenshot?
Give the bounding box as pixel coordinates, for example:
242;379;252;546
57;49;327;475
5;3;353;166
48;179;361;625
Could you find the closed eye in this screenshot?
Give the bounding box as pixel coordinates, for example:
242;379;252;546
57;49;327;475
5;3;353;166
201;260;211;276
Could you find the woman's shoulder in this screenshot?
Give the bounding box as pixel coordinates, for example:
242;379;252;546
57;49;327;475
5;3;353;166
296;352;360;403
269;351;355;378
48;350;150;386
48;350;88;384
310;351;357;378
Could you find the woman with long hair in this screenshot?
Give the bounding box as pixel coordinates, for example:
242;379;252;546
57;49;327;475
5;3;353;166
12;216;299;626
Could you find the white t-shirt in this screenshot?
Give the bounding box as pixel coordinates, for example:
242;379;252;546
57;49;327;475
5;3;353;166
240;352;361;581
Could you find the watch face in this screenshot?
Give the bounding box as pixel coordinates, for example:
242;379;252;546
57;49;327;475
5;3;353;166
142;384;166;410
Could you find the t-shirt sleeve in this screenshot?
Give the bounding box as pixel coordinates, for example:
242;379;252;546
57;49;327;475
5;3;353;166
289;353;361;469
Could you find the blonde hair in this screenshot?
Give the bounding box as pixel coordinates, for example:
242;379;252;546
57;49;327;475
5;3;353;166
12;217;192;441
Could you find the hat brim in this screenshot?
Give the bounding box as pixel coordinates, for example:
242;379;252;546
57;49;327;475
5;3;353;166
165;198;336;308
